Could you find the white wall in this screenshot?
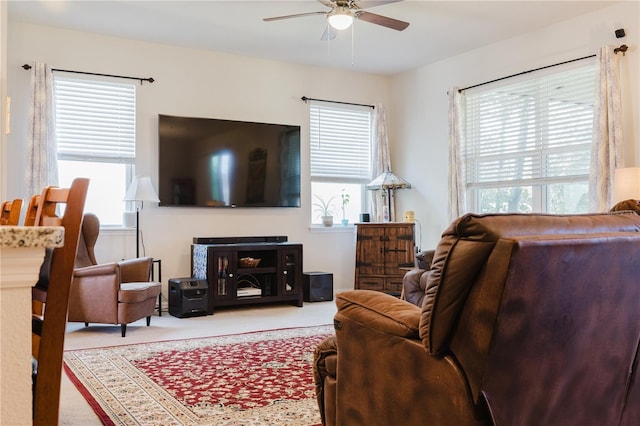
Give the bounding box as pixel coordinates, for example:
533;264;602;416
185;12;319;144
6;2;639;295
6;22;392;295
392;1;640;250
0;2;6;200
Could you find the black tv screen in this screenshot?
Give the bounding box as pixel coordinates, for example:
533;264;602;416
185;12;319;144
158;114;301;208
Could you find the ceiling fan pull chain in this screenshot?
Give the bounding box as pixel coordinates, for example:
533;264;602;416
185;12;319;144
327;21;332;58
351;21;355;66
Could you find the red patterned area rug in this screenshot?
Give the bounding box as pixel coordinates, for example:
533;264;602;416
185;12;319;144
63;325;334;425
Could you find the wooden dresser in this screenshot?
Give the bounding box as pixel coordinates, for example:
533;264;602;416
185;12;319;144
354;223;415;296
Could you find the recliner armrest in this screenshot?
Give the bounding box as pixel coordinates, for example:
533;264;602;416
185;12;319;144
118;257;152;283
70;264;120;311
402;268;429;306
335;290;421;339
73;262;119;277
313;335;337;426
415;249;435;269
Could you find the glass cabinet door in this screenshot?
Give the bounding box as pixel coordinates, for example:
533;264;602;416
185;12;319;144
280;247;301;296
208;249;235;300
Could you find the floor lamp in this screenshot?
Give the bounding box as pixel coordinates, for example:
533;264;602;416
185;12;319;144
366;169;411;222
124;176;159;258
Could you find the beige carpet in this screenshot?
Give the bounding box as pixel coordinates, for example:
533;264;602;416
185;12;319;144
60;301;337;425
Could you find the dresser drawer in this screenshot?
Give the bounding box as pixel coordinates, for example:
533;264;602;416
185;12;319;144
385;277;404;293
357;276;384;292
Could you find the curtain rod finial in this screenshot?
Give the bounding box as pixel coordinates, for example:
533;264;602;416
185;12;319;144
22;64;32;70
614;44;628;55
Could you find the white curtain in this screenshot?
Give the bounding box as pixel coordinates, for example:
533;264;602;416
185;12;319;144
25;63;57;198
371;103;392;222
589;46;623;212
448;87;465;223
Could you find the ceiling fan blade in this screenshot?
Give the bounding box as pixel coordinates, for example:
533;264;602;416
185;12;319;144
356;11;409;31
263;11;327;22
315;0;336;8
320;26;338;41
355;0;404;10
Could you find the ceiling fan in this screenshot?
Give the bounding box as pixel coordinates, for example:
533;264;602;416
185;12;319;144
263;0;409;35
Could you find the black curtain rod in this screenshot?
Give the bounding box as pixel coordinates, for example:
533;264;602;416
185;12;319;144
458;44;628;93
22;64;154;84
301;96;374;109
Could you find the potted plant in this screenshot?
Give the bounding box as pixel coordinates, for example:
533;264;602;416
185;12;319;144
313;194;337;227
340;189;350;226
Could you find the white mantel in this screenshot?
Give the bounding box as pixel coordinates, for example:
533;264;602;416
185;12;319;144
0;226;64;425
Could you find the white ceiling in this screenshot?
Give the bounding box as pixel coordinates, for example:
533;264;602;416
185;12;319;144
8;0;618;75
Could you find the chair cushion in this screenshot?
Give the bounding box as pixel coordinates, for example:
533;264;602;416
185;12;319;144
119;281;161;304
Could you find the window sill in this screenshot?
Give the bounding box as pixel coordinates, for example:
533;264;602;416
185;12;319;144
310;224;355;233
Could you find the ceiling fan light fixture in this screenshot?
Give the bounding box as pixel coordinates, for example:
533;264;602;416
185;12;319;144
327;6;354;30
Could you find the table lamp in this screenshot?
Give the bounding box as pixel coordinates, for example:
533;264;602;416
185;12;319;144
366;170;411;222
613;167;640;204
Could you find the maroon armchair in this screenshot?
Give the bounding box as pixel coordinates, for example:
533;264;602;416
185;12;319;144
314;212;640;426
68;213;161;337
401;248;434;306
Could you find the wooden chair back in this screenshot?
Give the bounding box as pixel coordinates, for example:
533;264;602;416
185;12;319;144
31;178;89;426
1;198;23;225
24;194;40;226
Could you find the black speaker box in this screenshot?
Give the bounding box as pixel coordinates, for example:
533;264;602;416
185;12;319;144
303;272;333;302
168;278;210;318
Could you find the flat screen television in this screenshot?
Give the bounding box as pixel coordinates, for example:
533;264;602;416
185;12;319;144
158;114;301;208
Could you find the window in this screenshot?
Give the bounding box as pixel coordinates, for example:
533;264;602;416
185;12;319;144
463;63;595;214
54;77;136;226
309;101;372;225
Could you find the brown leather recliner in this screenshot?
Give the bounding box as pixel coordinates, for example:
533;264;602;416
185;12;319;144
68;213;161;337
314;212;640;426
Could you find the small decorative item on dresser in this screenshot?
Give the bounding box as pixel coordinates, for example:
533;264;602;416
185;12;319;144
239;257;261;268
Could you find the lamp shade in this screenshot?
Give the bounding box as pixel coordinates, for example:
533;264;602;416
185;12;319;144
614;168;640;203
123;176;160;202
366;170;411;190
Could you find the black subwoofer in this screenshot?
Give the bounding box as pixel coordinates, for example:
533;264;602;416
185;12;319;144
168;278;210;318
303;272;333;302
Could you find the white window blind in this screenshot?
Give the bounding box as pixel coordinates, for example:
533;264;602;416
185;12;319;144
55;77;136;163
463;63;595;212
310;101;371;181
